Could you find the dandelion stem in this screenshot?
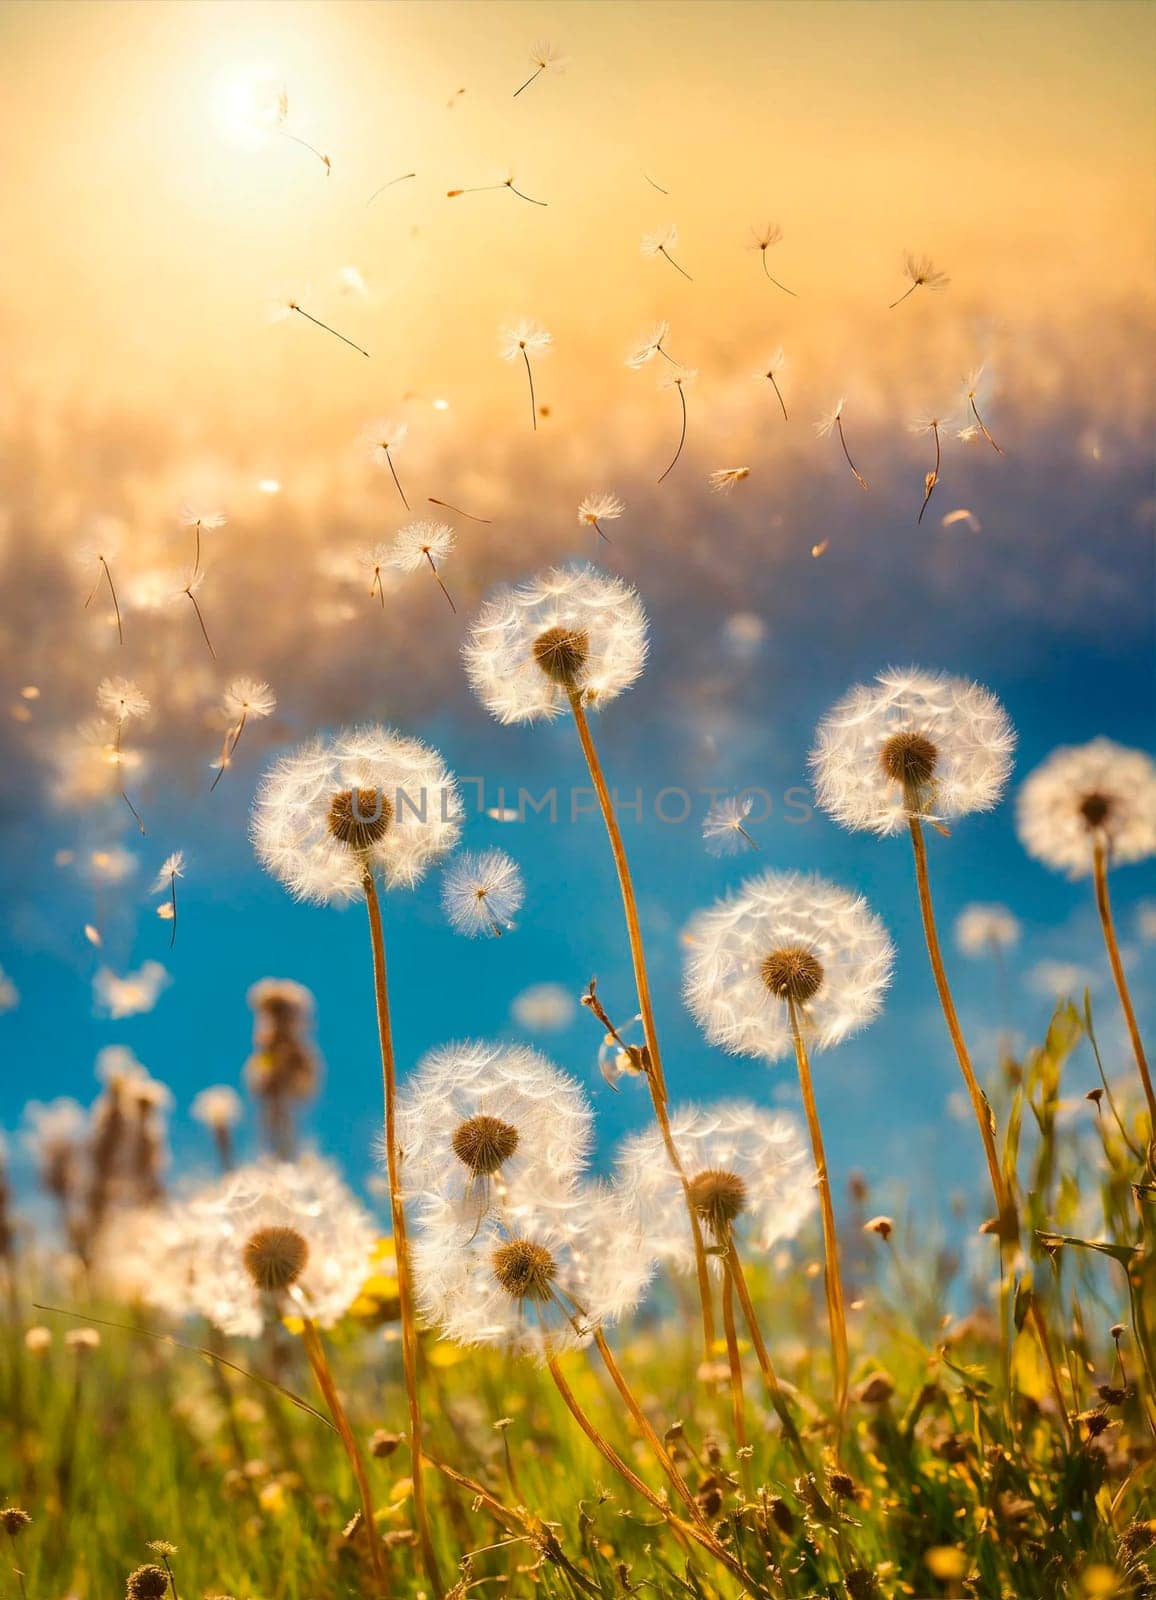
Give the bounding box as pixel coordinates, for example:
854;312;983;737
658;383;687;484
1092;839;1156;1135
720;1256;752;1492
970;397;1005;454
769;375;789;422
917;425;941;526
888;282;918;310
185;588;216;659
521;348;538;431
512;65;544;98
508;183;548;206
836;416;868;491
290;305;370;358
114;721;145;836
428;496;492;524
787;995;850;1442
87;557;124;645
384;447;409;510
367;171;416;205
908;818;1016;1236
299;1314;390;1593
7;1539;28;1600
168;873;177;950
361;867;444;1597
1027;1295;1073;1445
659;245;693;282
424;550;457;614
210;711;248;794
726;1189;809;1467
593;519;611;544
760;251;796;296
567;690;717;1362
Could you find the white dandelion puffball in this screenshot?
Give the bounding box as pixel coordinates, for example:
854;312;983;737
224;677;276;720
955;903;1021;957
413;1186;653;1361
684;871;895;1060
615;1102;816;1272
178;1155;377;1339
702;793;757;857
442;849;524;937
252;726;462;903
464;563;648;725
1016;739;1156;878
361;416;408;464
388;520;455;572
191;1084;244;1130
96;677;150;722
810;667;1016;835
578;493;625;528
398;1040;592;1224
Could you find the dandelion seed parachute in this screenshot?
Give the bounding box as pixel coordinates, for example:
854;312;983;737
809;668;1016;835
1016;740;1156;878
441;849;525;936
251;726;462;903
388;520;456;572
955;903;1021;956
615;1102;816;1271
223;677;276;722
397;1039;591;1223
683;871;895;1060
463;563;647;725
191;1085;244;1130
702;793;758;856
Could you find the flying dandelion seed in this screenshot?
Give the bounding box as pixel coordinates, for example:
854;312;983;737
366;169;416;205
756;349;789;421
360;543;393;609
180;570;216;659
708;467;750;494
749;222;796;295
911;415;946;525
210;677;275;792
267;291;370;358
941;508;982;532
448;171;547;206
442;850;525;938
812;540;829;558
151;852;184;949
360;418;410;508
641;223;693;281
94;960;171;1020
625;319;682;371
964;367;1005;454
428;496;492;524
96;676;149;835
578;493;625;543
387;520;457;612
500;321;552;432
703;794;759;855
816;398;868;490
513;39;565;98
889;251;950;309
178;503;226;583
955;903;1021;958
658;366;695;483
644;172;669;194
76;521;124;644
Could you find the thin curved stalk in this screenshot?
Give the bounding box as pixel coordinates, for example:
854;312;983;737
658;383;687;483
522;348;538;430
726;1237;808;1466
769;375;789;422
291;304;370;358
760;251;796;296
384;448;409;510
908;818;1015;1235
787;997;850;1441
1093;840;1155;1134
423;551;456;613
567;691;717;1358
720;1257;752;1493
362;870;444;1596
300;1316;390;1593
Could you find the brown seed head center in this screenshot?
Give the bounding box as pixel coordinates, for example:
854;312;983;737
1079;791;1112;830
327;787;393;850
880;730;939;791
688;1168;748;1234
532;626;590;686
452;1114;520;1177
761;945;825;1004
243;1224;310;1293
492;1237;557;1303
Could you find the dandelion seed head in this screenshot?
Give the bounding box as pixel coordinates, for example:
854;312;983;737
180;503;227;531
683;871;895;1059
75;516;124;568
224;677;276;720
659;364;696;392
150;852;184;894
413;1186;653;1360
702;794;757;857
96;677;150;722
1;1508;31;1537
397;1039;591;1224
616;1101;816;1272
360;417;408;465
464;563;647;725
955;903;1021;957
388;520;455;573
499;320;553;361
757;348;786;379
127;1565;170;1600
242;1223;310;1292
578;493;625;527
751;222;784;250
191;1085;244;1130
902;252;950;291
527;39;565;72
1016;739;1156;878
708;467;750;494
252;727;462;903
810;668;1016;835
442;849;524;937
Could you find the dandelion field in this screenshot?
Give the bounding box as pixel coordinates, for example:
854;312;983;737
1;3;1155;1598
